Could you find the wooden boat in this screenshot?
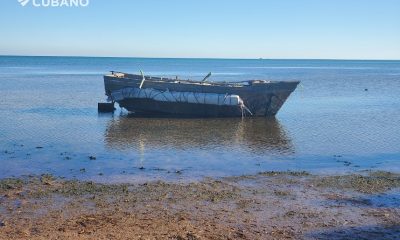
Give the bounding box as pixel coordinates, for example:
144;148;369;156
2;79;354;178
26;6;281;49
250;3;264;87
103;71;299;117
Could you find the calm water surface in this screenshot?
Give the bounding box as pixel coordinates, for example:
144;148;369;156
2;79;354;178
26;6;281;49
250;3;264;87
0;56;399;182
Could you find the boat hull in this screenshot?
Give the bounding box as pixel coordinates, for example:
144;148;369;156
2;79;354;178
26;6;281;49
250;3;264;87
118;98;244;117
104;73;299;117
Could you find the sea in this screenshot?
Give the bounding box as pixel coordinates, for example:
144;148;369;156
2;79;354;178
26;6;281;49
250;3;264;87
0;56;399;182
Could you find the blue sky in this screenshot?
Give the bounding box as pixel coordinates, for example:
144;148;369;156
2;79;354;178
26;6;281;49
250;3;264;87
0;0;399;59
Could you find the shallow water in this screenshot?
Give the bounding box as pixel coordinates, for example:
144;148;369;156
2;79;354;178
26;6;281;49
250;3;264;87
0;56;399;182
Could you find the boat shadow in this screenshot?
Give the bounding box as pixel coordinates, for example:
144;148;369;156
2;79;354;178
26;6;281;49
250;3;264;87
104;116;294;155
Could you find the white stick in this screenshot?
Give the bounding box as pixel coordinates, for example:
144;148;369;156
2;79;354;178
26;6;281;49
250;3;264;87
139;70;145;89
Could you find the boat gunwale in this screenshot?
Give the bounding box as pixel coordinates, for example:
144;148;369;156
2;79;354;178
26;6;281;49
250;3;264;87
105;72;300;88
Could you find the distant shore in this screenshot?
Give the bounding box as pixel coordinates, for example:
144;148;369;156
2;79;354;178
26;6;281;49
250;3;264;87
1;171;399;239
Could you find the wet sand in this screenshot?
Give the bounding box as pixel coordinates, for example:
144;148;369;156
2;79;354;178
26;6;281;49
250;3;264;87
0;171;399;240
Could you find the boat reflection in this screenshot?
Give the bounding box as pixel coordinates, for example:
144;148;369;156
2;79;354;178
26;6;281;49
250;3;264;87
104;116;294;155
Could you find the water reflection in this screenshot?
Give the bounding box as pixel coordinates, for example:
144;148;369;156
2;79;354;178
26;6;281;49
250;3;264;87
104;116;294;155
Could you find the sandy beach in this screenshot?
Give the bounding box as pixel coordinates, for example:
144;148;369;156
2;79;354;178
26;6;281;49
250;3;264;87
1;171;399;239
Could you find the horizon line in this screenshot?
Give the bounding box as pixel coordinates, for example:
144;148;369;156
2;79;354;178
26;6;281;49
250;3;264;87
1;54;399;61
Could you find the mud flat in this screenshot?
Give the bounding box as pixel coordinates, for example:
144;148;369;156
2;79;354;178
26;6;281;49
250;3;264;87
0;171;399;239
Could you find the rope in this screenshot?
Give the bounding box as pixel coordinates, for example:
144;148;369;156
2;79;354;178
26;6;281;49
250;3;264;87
241;103;253;116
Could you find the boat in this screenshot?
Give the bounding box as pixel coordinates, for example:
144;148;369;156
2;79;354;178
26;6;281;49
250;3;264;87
103;71;299;117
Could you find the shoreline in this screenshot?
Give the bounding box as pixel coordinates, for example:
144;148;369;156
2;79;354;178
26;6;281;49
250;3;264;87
1;171;399;239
